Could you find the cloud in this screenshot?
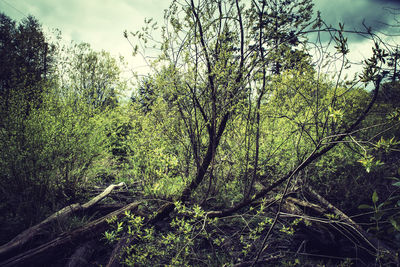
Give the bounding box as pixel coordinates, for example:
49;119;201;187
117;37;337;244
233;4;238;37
314;0;400;42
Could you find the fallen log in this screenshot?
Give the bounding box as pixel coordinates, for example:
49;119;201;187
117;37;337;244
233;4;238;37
0;201;140;267
304;184;399;264
66;240;96;267
87;203;127;215
0;182;126;261
86;184;140;203
106;234;131;267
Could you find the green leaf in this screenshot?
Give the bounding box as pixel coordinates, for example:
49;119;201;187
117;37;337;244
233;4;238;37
393;181;400;187
372;191;379;204
390;218;400;231
378;202;387;209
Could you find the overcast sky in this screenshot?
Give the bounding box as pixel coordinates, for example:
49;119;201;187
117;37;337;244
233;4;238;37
1;0;400;81
315;0;400;41
0;0;171;80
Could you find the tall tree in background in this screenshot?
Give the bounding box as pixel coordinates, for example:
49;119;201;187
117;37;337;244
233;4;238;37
0;14;124;242
57;42;126;110
0;13;56;117
245;0;314;198
250;0;313;74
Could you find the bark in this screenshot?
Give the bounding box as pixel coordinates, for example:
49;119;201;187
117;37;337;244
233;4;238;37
66;240;96;267
106;235;131;267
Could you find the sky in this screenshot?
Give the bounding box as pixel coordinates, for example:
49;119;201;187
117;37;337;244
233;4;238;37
316;0;400;31
0;0;171;81
1;0;400;82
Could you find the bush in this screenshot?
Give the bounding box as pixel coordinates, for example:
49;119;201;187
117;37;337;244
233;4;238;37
0;88;109;243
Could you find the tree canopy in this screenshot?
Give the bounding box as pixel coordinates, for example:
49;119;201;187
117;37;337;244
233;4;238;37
0;13;56;116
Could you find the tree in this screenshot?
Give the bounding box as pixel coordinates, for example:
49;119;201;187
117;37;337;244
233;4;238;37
0;16;123;244
128;0;387;203
249;0;314;74
57;42;126;110
106;0;398;264
131;76;158;113
0;13;56;116
128;0;374;205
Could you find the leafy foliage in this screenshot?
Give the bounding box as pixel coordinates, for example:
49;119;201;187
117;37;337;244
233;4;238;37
0;87;110;240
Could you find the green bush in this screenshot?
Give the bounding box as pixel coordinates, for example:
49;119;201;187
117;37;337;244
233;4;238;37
0;88;110;242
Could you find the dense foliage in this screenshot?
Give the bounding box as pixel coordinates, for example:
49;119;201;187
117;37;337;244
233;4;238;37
1;0;400;265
